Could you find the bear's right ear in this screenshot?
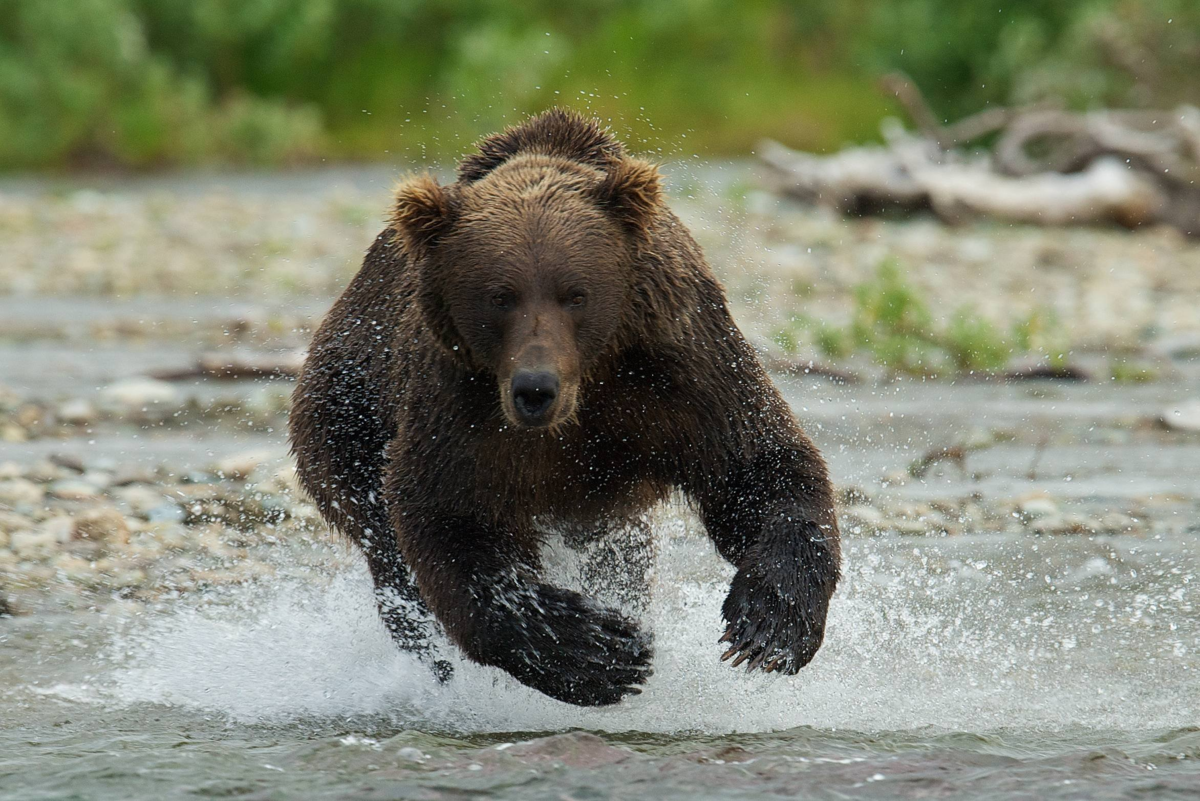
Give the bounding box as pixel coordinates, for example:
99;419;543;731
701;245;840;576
390;175;457;255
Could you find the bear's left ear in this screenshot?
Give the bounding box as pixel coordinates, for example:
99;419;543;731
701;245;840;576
594;158;662;235
390;174;457;255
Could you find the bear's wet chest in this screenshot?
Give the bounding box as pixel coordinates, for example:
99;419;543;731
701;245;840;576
475;420;668;527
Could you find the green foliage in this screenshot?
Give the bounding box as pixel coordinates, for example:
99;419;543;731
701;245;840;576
1108;358;1158;383
781;259;1042;376
814;322;854;361
944;312;1012;372
0;0;323;167
0;0;1197;169
1011;307;1070;367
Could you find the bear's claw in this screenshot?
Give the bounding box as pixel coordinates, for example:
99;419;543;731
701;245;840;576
719;573;830;676
718;520;837;676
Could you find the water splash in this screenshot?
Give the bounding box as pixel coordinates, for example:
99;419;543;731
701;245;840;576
102;513;1199;735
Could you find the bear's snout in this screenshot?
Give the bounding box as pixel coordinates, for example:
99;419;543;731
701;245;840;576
510;370;560;425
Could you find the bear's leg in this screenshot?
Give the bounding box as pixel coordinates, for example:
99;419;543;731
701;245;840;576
291;362;449;679
691;446;840;675
391;509;653;706
358;524;453;682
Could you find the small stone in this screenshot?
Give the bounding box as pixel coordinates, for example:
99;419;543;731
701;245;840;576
113;486;173;518
397;747;426;762
147;503;185;524
0;461;21;480
893;518;929;536
40;515;75;542
48;453;87;473
1017;496;1059;520
1160;400;1200;433
109;467;157;486
55;399;98;426
0;510;29;535
10;528;58;558
72;507;131;546
98;377;183;419
48;479;102;501
0;479;44;508
841;504;884;536
213;449;275;480
141;522;188;550
79;471;113;490
0;424;27;442
25;459;68;483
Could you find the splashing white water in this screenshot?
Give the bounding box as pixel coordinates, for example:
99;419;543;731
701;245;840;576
102;514;1199;734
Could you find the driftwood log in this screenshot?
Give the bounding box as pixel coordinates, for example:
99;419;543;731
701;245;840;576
149;349;306;381
760;74;1200;237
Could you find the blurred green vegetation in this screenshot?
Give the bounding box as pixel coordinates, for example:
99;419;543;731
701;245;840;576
774;259;1071;376
0;0;1196;169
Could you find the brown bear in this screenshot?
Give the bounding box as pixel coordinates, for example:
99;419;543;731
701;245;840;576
289;109;840;707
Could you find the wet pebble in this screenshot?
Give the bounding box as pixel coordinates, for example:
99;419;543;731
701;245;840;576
1160;400;1200;433
55;399;97;426
72;507;131;547
213;449;275;481
48;479;102;502
1017;497;1059;521
98;377;183;419
0;479;44;508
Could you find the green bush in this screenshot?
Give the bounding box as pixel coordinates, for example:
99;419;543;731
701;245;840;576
0;0;323;167
0;0;1196;169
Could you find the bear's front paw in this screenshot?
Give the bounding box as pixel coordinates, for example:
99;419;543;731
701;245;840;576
486;584;653;706
718;524;838;674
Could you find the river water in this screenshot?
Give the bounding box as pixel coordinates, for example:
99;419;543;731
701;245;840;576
4;516;1198;799
2;171;1200;797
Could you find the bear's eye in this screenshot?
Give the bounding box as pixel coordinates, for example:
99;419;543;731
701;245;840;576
567;291;587;308
491;291;513;309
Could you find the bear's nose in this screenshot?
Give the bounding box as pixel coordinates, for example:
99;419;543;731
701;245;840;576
511;370;560;424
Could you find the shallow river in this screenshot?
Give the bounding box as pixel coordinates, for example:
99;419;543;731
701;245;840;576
4;518;1198;800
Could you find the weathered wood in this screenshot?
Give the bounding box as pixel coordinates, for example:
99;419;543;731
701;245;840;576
149;349;306;381
761;78;1200;236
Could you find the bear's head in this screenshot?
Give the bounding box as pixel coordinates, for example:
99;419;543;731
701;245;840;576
390;110;664;430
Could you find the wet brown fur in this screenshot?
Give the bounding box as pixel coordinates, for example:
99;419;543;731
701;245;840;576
290;109;840;706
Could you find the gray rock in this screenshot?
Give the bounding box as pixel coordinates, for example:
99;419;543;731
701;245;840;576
56;398;98;426
48;479;102;501
10;528;59;558
212;449;275;480
98;377;183;419
0;479;44;508
0;510;29;535
72;507;131;546
1160;400;1200;433
1017;497;1059;520
113;485;172;518
147;503;185;524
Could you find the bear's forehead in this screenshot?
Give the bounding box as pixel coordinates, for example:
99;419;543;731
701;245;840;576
450;163;620;257
462;160;596;209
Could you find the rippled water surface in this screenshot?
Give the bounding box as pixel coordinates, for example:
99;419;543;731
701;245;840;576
5;521;1199;800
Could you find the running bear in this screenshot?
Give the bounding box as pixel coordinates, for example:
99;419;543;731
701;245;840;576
290;109;840;706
